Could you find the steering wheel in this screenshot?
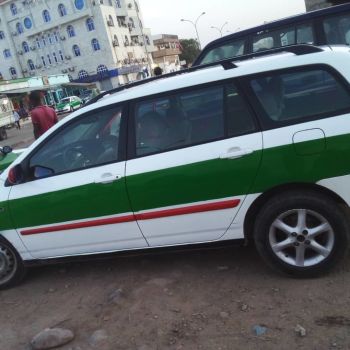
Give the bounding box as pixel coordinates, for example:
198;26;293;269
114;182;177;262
63;143;91;170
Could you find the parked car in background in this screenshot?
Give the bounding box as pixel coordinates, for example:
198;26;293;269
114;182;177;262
0;97;17;141
55;96;82;114
194;3;350;65
2;45;350;289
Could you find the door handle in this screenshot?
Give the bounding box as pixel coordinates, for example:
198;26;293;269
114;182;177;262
220;148;254;160
94;173;122;184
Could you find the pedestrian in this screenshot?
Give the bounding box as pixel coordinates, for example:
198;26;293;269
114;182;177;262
18;103;29;121
29;90;58;140
153;66;163;76
13;109;21;130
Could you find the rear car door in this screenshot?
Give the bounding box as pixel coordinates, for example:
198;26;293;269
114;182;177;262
8;105;147;258
245;65;350;194
125;81;263;246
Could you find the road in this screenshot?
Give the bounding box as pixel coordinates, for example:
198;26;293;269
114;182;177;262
1;246;350;350
0;113;69;151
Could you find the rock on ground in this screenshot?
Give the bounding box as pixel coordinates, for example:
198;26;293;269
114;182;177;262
88;329;109;348
31;328;74;350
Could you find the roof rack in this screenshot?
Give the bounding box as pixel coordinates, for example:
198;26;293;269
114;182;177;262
86;44;323;106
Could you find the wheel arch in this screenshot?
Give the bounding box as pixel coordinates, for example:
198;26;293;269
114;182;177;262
244;182;348;242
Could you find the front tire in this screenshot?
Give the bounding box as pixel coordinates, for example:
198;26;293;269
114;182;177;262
254;191;349;277
0;237;26;289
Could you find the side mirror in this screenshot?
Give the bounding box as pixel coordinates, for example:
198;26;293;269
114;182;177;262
33;165;54;179
1;146;12;155
6;164;24;186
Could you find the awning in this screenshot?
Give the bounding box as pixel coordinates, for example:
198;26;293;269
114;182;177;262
62;82;97;89
4;85;61;95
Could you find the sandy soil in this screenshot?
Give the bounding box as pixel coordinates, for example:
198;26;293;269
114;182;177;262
1;245;350;350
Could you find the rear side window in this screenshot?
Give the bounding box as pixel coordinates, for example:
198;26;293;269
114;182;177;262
199;39;245;64
252;24;314;53
134;83;256;157
323;13;350;45
250;67;350;128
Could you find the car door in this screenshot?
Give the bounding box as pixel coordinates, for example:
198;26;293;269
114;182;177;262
246;65;350;193
8;104;147;258
125;82;263;246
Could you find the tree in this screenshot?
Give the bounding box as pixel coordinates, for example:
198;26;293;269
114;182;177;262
179;39;201;66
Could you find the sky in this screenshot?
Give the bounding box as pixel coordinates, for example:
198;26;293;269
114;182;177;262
140;0;307;47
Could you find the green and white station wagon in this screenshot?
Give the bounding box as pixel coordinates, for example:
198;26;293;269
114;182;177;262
1;45;350;288
55;96;82;114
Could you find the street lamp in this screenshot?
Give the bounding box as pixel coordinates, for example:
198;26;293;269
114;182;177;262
180;12;206;49
211;22;228;37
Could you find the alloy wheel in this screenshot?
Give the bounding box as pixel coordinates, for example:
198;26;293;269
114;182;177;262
0;243;17;285
269;209;335;267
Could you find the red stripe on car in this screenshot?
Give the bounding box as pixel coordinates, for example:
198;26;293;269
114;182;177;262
20;199;240;236
135;199;240;220
21;215;135;236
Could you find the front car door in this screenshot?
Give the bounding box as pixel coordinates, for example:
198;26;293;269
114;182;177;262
8;104;147;258
125;81;263;246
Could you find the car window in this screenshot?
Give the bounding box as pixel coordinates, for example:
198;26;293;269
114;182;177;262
29;106;123;177
253;33;275;52
250;68;350;127
323;13;350;45
226;84;256;137
200;39;245;64
134;83;256;157
252;24;314;53
296;24;314;44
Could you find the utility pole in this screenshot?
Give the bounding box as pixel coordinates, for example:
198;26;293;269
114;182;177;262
134;0;153;77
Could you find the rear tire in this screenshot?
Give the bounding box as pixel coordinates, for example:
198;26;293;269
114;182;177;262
254;190;349;277
0;128;7;141
0;237;26;289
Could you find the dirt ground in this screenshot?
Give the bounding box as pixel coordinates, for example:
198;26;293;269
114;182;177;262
1;245;350;350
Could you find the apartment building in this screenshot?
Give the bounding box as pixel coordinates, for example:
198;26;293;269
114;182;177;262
0;0;154;90
152;34;182;73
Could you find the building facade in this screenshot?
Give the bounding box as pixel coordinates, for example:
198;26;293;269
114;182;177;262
152;34;182;73
0;0;154;91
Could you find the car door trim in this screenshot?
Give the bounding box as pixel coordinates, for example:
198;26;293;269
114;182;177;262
20;197;241;236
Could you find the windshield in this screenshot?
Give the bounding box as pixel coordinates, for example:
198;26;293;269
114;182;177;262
60;98;71;103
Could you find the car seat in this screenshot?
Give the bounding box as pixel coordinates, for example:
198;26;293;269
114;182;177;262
137;111;169;154
257;76;285;121
166;107;191;147
96;134;119;164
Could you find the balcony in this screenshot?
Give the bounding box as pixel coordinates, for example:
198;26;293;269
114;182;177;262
152;48;181;59
115;6;128;16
